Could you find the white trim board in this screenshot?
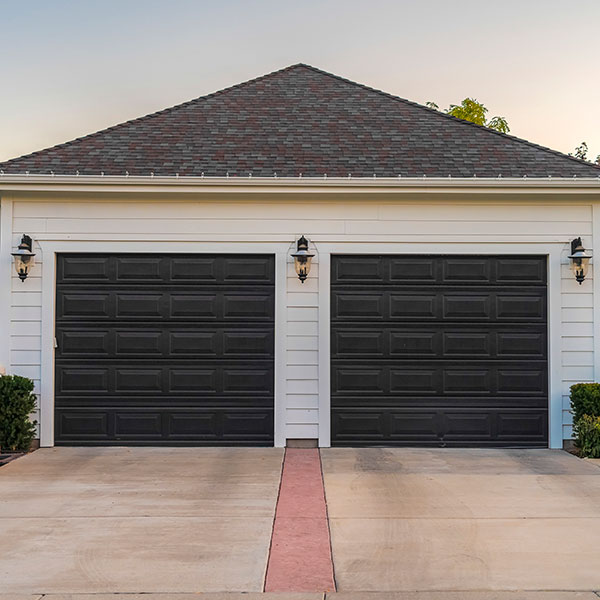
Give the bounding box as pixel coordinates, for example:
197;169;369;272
38;240;289;447
316;242;565;449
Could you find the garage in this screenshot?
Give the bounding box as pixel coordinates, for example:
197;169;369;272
331;255;548;447
54;254;275;445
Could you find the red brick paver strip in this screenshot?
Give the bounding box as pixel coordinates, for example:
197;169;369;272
264;448;336;592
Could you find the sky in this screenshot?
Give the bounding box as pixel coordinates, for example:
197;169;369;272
1;0;599;163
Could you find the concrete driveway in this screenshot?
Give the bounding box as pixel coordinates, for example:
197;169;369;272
322;448;600;593
2;446;600;599
0;447;284;595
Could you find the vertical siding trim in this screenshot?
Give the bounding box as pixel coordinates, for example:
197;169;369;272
318;251;331;447
548;247;563;448
593;204;600;382
0;198;13;372
274;252;288;447
39;241;56;446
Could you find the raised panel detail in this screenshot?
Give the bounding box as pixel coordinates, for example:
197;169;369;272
169;332;218;355
170;258;217;281
116;257;161;280
335;369;383;393
115;332;162;355
443;259;490;282
59;369;108;393
117;294;162;317
223;295;272;319
333;257;384;282
390;258;436;282
334;331;384;356
116;369;163;392
496;295;544;320
496;259;546;284
60;293;110;318
390;332;437;356
115;413;162;436
444;333;490;356
390;369;437;394
335;294;383;318
391;295;436;318
170;369;217;392
444;295;490;318
59;257;110;281
59;331;109;355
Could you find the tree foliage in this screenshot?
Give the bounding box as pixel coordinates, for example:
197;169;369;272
426;97;510;133
569;141;600;165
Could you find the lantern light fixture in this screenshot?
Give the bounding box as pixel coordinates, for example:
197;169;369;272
291;235;314;283
568;237;592;285
12;235;36;282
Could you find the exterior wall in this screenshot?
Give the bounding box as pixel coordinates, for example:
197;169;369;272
1;193;597;447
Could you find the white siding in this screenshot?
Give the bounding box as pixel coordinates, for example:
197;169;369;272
3;196;598;445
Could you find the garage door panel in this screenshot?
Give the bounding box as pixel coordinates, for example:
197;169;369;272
332;362;546;397
332;288;546;322
57;328;273;359
56;363;274;395
333;409;547;446
55;253;275;445
332;326;546;360
331;255;548;447
332;396;549;409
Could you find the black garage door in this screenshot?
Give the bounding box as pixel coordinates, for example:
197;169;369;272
55;254;275;445
331;255;548;447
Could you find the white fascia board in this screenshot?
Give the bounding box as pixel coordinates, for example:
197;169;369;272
0;174;600;195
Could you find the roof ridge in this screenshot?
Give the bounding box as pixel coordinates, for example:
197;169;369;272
0;63;309;167
297;63;600;172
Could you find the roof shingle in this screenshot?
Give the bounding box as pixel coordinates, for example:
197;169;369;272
1;64;599;178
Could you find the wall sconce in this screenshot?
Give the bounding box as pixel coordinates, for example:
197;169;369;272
568;237;592;285
291;235;314;283
12;235;36;282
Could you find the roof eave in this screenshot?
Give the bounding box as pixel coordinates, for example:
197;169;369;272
1;174;600;194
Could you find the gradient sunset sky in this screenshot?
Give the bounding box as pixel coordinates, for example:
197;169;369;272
1;0;599;164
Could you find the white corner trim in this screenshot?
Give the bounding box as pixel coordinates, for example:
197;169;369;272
0;197;13;373
318;251;331;447
274;252;288;447
40;242;56;447
547;247;564;448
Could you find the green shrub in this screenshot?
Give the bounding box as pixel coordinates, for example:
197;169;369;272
0;375;38;452
573;415;600;459
570;383;600;423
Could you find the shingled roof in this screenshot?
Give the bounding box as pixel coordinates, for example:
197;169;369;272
1;64;599;178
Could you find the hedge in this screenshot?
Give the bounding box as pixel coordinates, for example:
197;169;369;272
0;375;37;452
570;383;600;458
